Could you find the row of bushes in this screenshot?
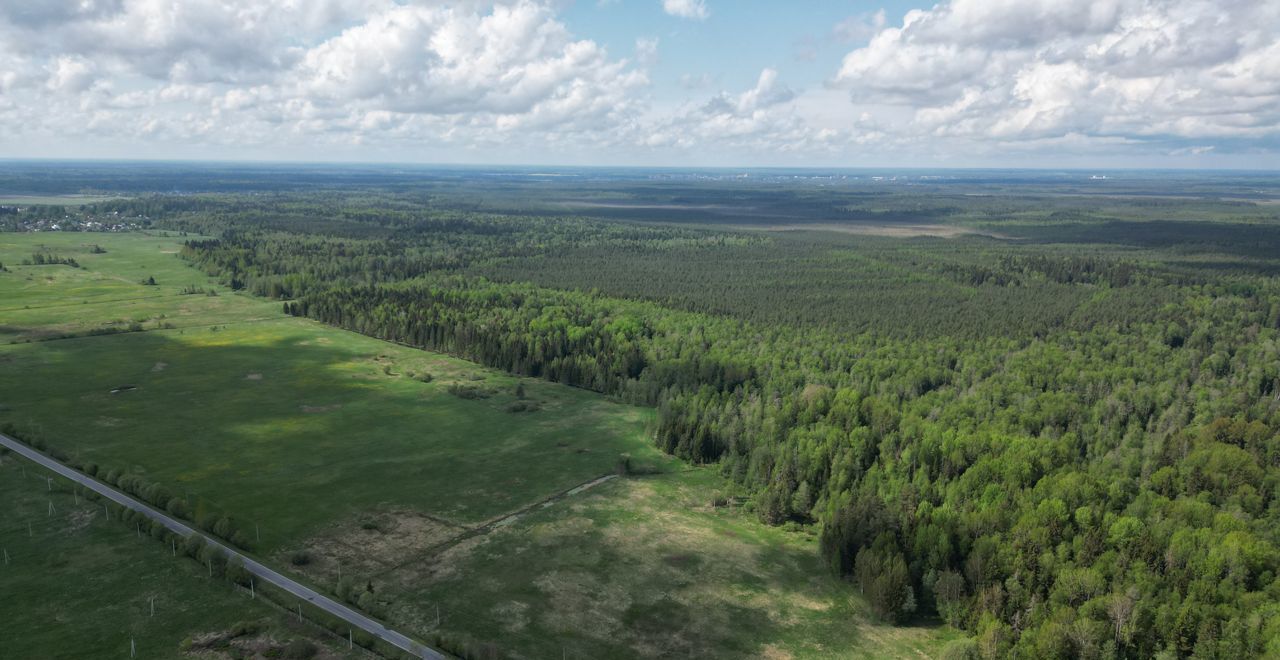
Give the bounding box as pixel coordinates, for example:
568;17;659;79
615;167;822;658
23;252;80;268
4;423;476;659
95;507;377;659
100;510;400;659
252;578;467;660
1;423;254;551
7;424;513;659
23;451;398;658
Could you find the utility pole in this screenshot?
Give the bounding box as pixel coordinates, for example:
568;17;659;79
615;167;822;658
171;539;176;556
46;477;51;492
349;629;353;650
297;603;302;622
48;500;54;516
250;579;255;600
150;596;155;617
255;523;260;543
3;548;8;565
130;638;136;658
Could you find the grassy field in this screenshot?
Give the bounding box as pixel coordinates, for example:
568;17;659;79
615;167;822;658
0;232;661;546
370;469;963;659
0;455;358;659
0;231;959;658
0;231;274;343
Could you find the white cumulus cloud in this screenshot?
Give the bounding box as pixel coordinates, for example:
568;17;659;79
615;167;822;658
662;0;709;21
0;0;652;155
833;0;1280;145
0;0;1275;165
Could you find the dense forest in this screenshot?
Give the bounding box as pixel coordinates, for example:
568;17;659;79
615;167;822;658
14;179;1280;658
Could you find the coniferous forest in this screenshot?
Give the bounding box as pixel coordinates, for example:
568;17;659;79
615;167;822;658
11;167;1280;657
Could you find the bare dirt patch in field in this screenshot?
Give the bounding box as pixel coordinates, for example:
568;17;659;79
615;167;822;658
492;600;531;633
183;631;345;660
380;476;620;591
535;569;632;638
761;644;795;660
283;509;463;579
418;531;491;583
67;507;97;532
244;373;262;380
151;362;168;372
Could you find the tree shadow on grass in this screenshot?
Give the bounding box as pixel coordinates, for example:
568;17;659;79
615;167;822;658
0;325;656;553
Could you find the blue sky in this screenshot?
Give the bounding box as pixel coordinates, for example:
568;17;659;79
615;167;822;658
0;0;1276;168
559;1;922;94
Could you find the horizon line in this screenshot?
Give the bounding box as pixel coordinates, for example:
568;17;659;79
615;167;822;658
1;157;1277;174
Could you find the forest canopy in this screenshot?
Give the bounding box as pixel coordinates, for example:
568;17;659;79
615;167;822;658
12;173;1280;658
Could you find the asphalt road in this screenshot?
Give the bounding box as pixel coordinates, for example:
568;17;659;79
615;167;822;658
0;433;447;660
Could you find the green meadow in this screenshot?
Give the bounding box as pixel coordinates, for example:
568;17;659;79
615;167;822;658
374;469;963;659
0;231;957;658
0;231;277;343
0;456;357;659
0;233;660;547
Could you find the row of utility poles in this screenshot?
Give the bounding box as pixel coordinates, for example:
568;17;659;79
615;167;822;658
3;456;457;659
2;464;164;658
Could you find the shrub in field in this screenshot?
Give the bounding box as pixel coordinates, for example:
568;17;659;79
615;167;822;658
183;534;206;559
447;383;492;399
226;558;252;586
281;640;317;659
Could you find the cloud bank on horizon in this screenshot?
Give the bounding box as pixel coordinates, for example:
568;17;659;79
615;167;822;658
0;0;1276;167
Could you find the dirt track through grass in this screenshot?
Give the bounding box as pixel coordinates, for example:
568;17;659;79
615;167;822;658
0;231;960;658
369;473;619;581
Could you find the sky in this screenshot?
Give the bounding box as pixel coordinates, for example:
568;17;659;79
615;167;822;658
0;0;1276;168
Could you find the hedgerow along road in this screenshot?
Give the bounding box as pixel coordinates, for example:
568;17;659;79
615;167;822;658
0;432;447;660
